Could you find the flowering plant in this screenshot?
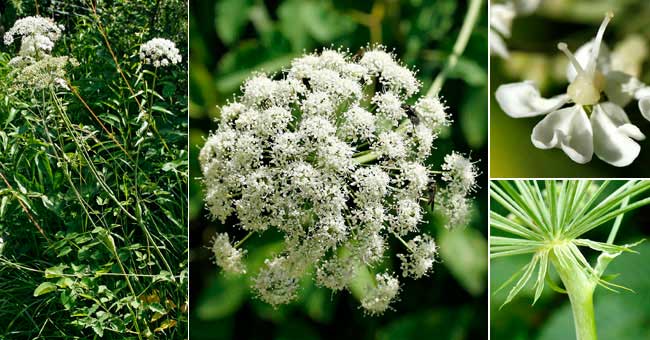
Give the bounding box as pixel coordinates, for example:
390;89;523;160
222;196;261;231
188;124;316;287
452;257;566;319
202;45;479;314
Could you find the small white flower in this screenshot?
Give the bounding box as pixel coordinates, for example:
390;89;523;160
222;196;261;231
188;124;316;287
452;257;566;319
360;273;400;315
352;166;390;203
373;131;408;160
414;96;450;131
495;13;647;167
339;105;376;142
139;38;182;67
388;198;422;235
253;256;300;306
372;92;406;126
315;256;356;291
211;233;247;274
441;152;478;193
398;235;437;278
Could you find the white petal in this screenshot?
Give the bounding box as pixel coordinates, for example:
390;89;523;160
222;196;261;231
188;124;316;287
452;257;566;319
634;86;650;99
638;96;650;121
566;41;611;82
495;81;569;118
619;124;646;141
514;0;541;14
489;30;509;59
490;4;515;37
591;103;642;167
603;71;639;107
531;106;593;164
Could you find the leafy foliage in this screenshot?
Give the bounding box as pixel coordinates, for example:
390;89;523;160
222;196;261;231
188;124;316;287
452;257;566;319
0;0;188;338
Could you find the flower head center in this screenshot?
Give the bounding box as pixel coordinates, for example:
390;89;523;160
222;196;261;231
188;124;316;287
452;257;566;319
558;12;613;106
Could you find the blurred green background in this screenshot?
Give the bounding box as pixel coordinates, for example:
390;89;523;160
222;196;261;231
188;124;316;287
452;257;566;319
189;0;488;339
491;0;650;177
490;181;650;339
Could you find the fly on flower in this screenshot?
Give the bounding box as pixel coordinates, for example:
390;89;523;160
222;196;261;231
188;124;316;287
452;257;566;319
495;12;650;167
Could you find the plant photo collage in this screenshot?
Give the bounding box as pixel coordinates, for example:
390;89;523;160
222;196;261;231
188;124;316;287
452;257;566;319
1;0;649;339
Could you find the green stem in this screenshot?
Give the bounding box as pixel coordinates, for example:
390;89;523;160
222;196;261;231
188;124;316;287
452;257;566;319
235;231;255;248
426;0;483;98
551;251;597;340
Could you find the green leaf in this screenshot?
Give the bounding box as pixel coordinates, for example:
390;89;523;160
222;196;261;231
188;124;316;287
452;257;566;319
438;227;487;296
460;86;488;148
33;282;57;297
378;308;471;340
277;0;356;51
447;57;486;86
195;275;246;320
215;0;253;45
45;264;69;278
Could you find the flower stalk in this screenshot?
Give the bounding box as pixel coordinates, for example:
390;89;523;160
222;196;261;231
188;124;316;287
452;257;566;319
550;249;597;340
427;0;483;97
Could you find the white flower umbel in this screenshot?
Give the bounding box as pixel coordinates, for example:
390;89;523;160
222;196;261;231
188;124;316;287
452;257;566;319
139;38;182;67
8;56;79;91
5;16;76;91
496;13;648;167
3;16;64;57
202;47;477;314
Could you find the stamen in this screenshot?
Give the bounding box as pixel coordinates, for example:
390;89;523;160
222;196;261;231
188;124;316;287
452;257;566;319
557;42;584;74
586;12;614;73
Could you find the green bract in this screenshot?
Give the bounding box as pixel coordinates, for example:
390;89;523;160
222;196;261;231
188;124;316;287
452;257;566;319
491;180;650;340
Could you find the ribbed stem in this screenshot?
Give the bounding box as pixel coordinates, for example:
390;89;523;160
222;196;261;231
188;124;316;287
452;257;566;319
550;251;598;340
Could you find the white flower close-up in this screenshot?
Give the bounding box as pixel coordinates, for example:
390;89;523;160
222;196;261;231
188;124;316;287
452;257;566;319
201;46;478;314
495;12;650;167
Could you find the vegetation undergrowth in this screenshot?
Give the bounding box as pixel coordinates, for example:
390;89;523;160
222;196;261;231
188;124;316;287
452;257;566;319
0;0;188;338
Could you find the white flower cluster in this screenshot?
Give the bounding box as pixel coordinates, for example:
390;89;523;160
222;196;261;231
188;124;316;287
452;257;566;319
201;47;477;314
139;38;182;67
439;152;479;227
397;234;438;279
3;16;64;56
3;16;75;90
211;233;247;274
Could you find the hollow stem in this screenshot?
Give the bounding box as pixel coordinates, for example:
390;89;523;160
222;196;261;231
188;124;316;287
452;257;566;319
550;251;598;340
